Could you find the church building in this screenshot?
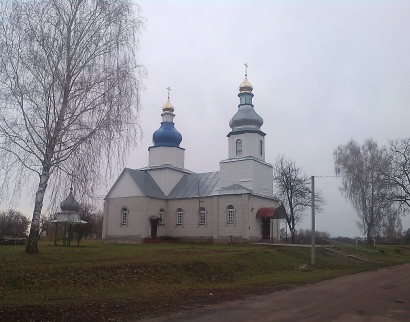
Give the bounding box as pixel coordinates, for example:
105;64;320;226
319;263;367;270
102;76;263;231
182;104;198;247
102;73;281;243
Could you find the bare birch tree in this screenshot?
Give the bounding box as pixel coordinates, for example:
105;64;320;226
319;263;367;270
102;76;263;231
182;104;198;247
273;155;325;244
0;0;144;253
386;138;410;208
333;139;400;244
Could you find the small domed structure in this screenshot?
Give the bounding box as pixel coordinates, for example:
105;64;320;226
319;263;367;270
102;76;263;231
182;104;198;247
60;187;80;212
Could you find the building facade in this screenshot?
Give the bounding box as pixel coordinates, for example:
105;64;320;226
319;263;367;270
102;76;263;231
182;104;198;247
102;74;280;243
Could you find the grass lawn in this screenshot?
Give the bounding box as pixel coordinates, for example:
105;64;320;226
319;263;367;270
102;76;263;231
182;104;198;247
1;240;410;321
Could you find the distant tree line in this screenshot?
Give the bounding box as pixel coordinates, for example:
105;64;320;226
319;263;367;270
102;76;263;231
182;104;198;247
334;138;410;244
0;209;30;238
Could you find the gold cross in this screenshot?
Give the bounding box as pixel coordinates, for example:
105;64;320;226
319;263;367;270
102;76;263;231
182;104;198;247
244;63;248;76
166;87;171;100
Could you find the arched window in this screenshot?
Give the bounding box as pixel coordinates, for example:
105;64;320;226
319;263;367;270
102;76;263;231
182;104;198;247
236;139;242;156
260;140;263;155
176;208;183;225
159;208;165;225
199;207;206;225
227;205;235;224
121;207;128;225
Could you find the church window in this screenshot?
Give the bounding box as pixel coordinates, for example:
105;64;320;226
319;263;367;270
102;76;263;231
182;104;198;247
199;207;206;225
121;207;128;225
236;139;242;156
159;208;165;225
260;140;263;155
176;208;183;225
227;205;235;224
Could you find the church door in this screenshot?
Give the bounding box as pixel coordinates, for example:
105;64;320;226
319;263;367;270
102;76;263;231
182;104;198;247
150;219;158;239
262;217;270;239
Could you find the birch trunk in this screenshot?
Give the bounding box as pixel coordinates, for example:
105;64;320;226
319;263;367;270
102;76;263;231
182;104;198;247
25;165;51;253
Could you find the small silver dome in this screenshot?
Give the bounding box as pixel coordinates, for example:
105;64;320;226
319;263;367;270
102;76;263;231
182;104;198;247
60;188;80;212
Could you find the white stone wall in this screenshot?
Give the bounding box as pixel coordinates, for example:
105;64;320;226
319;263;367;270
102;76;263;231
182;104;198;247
252;160;274;196
228;132;265;161
148;146;185;168
216;194;243;238
219;158;273;197
103;196;167;239
220;159;253;190
106;170;144;198
147;168;185;196
102;194;279;241
103;196;145;239
163;197;214;237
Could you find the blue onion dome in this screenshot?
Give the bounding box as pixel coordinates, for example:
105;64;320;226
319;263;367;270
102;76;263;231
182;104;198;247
60;187;80;212
152;123;182;147
229;76;263;131
152;99;182;147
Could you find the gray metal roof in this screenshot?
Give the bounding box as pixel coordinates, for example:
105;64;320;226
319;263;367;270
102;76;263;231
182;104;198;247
126;168;167;199
219;184;252;195
168;171;220;199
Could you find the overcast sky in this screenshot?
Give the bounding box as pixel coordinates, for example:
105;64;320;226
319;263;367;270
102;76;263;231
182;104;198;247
128;0;410;237
9;1;410;238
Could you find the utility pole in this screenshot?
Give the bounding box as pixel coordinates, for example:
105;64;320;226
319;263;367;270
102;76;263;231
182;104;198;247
311;175;315;265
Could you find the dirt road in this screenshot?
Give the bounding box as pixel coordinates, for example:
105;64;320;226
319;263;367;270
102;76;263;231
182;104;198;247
140;264;410;322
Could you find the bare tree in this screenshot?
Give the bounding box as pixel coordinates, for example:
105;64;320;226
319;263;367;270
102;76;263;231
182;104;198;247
273;155;325;244
385;138;410;208
0;0;144;253
334;139;400;245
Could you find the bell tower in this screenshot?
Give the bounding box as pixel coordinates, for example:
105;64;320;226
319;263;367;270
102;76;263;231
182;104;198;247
219;67;273;197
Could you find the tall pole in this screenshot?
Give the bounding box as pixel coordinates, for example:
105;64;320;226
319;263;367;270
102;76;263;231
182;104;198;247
311;176;315;265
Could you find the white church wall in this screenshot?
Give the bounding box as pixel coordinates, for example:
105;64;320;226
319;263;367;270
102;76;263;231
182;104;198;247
147;168;185;196
228;132;265;161
144;197;167;238
165;197;214;238
148;146;185;168
220;159;253;190
103;196;146;242
106;170;144;198
216;194;243;238
252;160;274;196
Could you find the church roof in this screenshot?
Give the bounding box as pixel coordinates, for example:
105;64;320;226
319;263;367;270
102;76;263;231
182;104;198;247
168;171;220;199
126;168;167;198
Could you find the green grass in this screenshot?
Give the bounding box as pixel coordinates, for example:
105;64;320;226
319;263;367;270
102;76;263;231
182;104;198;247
1;241;410;320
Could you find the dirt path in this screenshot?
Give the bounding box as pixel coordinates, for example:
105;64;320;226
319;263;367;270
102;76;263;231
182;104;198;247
139;264;410;322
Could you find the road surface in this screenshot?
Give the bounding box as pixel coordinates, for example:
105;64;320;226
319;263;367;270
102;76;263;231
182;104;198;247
140;264;410;322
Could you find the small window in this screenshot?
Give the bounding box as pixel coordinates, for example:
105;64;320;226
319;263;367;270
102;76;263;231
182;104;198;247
159;208;165;225
199;207;206;225
176;208;183;225
236;139;242;156
121;207;128;225
227;205;235;224
260;140;263;155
